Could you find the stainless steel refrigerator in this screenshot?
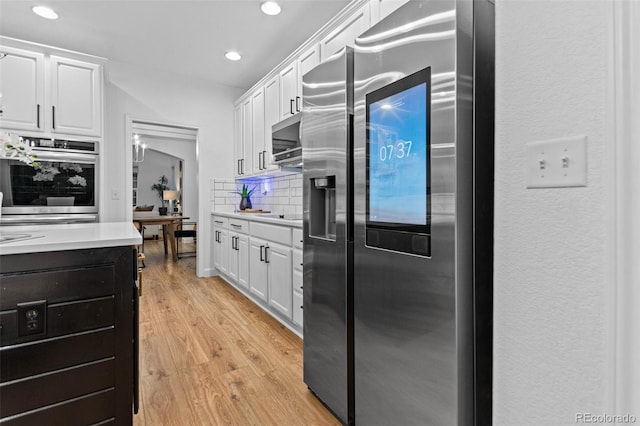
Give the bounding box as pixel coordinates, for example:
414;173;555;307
302;1;494;424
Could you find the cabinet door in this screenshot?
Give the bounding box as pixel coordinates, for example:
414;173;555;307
218;229;229;275
370;0;410;24
227;232;239;283
267;242;292;319
263;75;279;171
241;96;253;175
233;103;243;177
0;47;45;132
50;56;102;136
320;3;371;61
297;44;320;109
279;61;298;120
213;226;223;272
251;88;265;173
237;234;250;289
249;237;268;302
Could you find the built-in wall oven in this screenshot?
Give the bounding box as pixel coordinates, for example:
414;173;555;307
0;137;99;225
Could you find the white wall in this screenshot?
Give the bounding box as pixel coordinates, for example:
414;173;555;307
494;1;612;424
136;149;180;210
139;136;198;220
102;60;243;276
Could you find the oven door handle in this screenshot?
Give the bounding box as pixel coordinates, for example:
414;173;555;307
31;150;98;163
0;214;98;224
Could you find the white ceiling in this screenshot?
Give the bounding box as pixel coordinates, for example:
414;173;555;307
0;0;351;90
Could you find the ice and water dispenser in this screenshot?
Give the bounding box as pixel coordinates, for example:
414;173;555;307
309;176;336;240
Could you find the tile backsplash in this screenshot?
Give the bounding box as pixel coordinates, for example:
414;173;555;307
211;174;302;216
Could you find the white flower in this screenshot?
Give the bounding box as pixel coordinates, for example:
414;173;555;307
32;163;60;182
68;175;87;187
0;132;38;166
61;163;83;173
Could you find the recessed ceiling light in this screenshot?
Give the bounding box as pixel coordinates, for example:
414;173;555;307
32;6;59;20
261;1;281;16
225;51;241;61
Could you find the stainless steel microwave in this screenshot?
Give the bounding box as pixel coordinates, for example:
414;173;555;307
272;114;302;166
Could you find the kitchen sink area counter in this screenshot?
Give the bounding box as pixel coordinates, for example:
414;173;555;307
210;211;302;228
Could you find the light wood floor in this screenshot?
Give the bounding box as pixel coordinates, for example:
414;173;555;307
134;240;340;426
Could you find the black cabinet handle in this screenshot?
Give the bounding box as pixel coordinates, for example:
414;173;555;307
241;158;244;175
290;99;294;115
52;105;56;129
37;104;40;128
258;151;263;170
237;159;241;175
265;246;270;264
263;150;268;168
296;96;301;112
231;236;235;250
260;245;264;262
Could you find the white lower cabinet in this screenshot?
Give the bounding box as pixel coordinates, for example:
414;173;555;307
249;237;269;302
213;217;229;274
267;242;292;319
228;232;249;289
212;213;301;334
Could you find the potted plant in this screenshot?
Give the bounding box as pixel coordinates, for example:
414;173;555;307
232;184;257;211
152;175;170;215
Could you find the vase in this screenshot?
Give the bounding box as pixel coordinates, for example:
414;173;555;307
239;196;252;211
46;196;75;206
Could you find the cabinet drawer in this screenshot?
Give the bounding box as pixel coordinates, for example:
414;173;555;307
0;266;115;310
0;387;115;426
292;291;303;327
212;215;229;229
0;358;115;418
293;268;303;293
229;218;249;233
293;228;303;249
1;327;114;382
251;222;292;246
293;249;303;272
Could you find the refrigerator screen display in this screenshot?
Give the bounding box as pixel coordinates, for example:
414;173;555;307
366;67;430;235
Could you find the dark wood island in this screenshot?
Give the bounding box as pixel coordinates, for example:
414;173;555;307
0;223;142;425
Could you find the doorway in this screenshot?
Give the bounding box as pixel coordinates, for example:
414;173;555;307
125;118;199;268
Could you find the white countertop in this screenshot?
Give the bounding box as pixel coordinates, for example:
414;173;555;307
0;222;142;256
212;211;302;228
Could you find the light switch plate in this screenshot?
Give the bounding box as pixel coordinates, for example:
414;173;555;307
526;135;587;188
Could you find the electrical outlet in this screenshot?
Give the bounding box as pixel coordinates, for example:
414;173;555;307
526;135;587;188
17;300;47;337
111;189;121;200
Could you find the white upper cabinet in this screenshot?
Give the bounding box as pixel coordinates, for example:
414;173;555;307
0;47;45;132
240;96;253;175
279;44;320;120
251;87;265;174
369;0;410;25
297;44;320;104
279;61;298;120
320;3;370;62
263;74;280;172
0;41;104;138
50;56;102;137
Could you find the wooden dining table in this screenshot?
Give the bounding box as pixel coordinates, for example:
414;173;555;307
132;215;190;261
